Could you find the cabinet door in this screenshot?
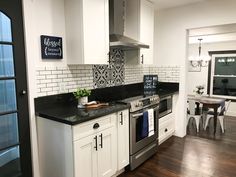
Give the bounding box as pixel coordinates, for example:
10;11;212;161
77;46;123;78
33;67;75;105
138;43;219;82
117;110;129;170
139;0;154;64
83;0;109;64
74;134;98;177
97;127;117;177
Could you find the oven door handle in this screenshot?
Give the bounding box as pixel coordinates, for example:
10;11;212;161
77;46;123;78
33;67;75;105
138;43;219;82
131;106;159;118
132;113;144;118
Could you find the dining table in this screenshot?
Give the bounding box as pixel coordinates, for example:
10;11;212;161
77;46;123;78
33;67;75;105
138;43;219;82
188;95;226;134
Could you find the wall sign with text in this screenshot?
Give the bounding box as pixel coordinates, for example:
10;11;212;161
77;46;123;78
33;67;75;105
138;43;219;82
40;35;63;59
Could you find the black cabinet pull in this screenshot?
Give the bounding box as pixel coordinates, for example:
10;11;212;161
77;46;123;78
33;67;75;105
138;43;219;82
120;112;123;125
107;52;111;64
99;133;103;148
141;54;144;64
94;136;98;151
93;123;100;129
165;128;168;132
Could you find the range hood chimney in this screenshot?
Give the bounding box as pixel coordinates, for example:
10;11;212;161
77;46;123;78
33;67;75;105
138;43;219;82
109;0;149;50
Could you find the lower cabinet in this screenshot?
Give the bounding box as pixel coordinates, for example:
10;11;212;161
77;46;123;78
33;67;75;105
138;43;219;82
159;113;175;144
74;134;97;177
37;109;129;177
74;127;116;177
117;110;129;171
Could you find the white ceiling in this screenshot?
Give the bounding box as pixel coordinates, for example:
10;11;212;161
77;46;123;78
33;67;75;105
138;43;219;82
189;24;236;44
189;33;236;44
151;0;207;9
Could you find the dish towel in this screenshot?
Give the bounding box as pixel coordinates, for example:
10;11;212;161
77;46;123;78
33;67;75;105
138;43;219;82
148;109;154;137
141;111;149;138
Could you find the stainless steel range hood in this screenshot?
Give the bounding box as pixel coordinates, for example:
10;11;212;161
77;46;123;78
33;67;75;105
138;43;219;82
109;0;149;50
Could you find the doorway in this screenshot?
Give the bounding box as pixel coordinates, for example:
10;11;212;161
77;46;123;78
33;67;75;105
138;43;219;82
0;0;32;177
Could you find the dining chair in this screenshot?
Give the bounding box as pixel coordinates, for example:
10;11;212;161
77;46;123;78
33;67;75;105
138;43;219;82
187;100;202;132
204;100;231;133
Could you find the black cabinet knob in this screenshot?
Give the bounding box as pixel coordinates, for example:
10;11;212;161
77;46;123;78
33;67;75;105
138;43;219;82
165;128;168;132
93;123;100;129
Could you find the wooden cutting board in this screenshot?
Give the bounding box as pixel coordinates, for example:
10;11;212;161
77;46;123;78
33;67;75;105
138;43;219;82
86;103;109;109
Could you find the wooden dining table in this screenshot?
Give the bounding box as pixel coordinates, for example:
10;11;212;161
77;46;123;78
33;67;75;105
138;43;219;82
188;95;226;134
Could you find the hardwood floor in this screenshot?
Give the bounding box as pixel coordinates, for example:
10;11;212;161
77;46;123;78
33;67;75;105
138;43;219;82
119;116;236;177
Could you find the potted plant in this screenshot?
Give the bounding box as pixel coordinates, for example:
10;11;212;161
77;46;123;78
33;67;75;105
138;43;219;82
194;85;204;97
73;88;91;107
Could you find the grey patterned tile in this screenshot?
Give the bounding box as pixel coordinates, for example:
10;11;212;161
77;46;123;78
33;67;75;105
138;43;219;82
93;65;110;88
93;49;125;88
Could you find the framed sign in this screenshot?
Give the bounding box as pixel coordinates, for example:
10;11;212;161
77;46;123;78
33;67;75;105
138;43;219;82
40;35;63;59
144;75;158;90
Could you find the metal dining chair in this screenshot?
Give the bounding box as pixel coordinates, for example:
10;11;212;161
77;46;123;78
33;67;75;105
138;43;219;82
204;100;231;133
187;100;202;132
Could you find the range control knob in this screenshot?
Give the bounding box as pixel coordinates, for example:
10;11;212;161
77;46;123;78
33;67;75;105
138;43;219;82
135;102;140;107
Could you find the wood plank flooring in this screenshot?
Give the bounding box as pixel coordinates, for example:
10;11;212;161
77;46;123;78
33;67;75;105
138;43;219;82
119;116;236;177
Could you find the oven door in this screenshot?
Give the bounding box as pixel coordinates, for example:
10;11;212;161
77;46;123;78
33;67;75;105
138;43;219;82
130;104;159;155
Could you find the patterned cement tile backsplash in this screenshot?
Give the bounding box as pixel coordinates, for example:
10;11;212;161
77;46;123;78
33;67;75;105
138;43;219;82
109;49;125;65
93;49;125;88
36;64;180;97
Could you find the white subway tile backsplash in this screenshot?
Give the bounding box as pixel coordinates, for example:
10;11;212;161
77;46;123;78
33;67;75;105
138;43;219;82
39;71;51;75
40;87;53;92
52;70;63;75
46;75;57;79
36;65;180;97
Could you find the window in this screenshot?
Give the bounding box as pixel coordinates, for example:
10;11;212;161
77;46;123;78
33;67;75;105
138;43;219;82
210;53;236;99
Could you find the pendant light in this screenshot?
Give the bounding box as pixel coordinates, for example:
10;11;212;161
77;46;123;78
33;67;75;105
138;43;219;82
189;38;211;67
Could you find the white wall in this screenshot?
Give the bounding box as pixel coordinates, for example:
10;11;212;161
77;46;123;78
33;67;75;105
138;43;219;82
22;0;67;177
154;0;236;137
187;41;236;94
187;41;236;116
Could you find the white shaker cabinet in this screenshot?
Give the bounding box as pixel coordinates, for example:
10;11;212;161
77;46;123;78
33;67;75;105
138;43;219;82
74;134;98;177
74;127;116;177
37;110;129;177
139;0;154;64
97;128;117;177
117;110;129;170
65;0;109;64
125;0;154;64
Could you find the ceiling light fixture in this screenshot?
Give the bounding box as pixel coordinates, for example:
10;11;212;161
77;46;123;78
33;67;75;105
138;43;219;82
189;38;211;68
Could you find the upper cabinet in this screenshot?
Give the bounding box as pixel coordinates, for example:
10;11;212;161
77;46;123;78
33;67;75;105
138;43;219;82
65;0;109;64
125;0;154;65
139;0;154;64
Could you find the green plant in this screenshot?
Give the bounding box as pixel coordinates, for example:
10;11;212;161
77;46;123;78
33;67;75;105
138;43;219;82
73;88;91;99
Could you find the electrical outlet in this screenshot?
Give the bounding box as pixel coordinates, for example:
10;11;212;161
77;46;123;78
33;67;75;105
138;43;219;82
59;82;66;93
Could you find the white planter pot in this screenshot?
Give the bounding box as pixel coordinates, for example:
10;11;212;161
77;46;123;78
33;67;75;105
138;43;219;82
78;96;88;106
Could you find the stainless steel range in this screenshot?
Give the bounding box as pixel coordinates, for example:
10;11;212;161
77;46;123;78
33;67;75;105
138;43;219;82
121;94;160;170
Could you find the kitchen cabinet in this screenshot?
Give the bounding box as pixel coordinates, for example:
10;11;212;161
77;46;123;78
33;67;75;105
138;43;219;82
125;0;154;64
74;127;116;177
74;134;97;177
117;110;129;170
139;0;154;64
65;0;109;64
159;113;175;144
37;109;129;177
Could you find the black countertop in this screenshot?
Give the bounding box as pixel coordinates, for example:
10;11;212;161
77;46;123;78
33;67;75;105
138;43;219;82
157;89;179;98
35;82;179;125
36;103;129;125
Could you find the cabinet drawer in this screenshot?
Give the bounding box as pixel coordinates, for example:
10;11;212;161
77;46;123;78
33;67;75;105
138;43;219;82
159;118;174;144
73;113;116;141
159;113;173;125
